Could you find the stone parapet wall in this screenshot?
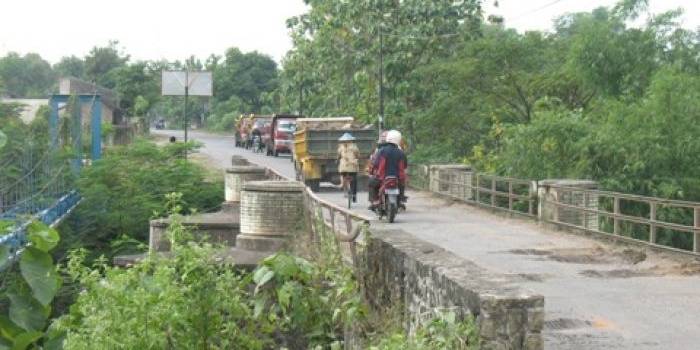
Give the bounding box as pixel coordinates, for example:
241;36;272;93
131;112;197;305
148;213;239;252
361;229;544;350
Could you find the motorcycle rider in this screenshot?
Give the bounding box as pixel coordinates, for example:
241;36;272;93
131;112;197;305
369;130;407;211
367;130;389;208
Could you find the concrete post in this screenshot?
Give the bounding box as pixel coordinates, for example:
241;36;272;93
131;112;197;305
230;155;249;166
428;165;472;199
237;181;305;252
224;165;267;203
538;179;599;230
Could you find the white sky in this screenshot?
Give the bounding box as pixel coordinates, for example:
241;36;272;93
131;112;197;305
0;0;698;65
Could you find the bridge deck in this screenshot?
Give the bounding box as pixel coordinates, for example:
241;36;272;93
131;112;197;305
158;130;700;350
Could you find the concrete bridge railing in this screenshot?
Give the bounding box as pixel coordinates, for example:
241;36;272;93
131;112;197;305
410;164;700;256
146;156;545;349
251;162;545;350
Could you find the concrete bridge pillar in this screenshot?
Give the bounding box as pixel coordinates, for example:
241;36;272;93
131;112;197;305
538;179;599;230
237;181;305;252
428;165;473;200
224;165;267;204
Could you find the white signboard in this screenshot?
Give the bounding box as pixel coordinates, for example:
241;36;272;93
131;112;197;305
162;71;213;96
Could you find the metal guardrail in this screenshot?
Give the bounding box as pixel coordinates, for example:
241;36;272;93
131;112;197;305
412;165;537;218
547;185;700;255
0;190;81;269
412;163;700;256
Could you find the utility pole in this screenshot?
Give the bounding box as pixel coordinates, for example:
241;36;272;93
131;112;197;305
378;0;385;131
299;53;304;116
184;69;189;159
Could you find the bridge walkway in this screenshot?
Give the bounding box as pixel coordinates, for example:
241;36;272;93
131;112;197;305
157;130;700;350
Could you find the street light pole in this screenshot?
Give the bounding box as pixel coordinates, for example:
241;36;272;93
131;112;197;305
299;53;304;116
378;0;385;132
184;69;189;144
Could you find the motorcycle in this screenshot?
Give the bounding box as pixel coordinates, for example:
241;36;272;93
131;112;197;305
252;136;264;153
376;176;400;223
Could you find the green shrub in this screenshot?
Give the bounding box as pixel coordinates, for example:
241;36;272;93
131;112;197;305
57;139;223;258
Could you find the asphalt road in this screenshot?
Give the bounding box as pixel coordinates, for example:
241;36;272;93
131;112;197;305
156;129;700;350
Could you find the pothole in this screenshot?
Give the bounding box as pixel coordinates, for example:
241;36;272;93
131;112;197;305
508;248;551;256
580;269;657;279
544;318;592;331
506;273;549;282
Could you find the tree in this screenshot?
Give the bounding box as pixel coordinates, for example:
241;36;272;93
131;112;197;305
54;55;86;79
0;53;55;98
111;61;159;116
214;48;278;112
84;40;129;88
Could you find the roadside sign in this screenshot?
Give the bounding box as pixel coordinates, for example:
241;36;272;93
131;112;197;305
161;71;213;96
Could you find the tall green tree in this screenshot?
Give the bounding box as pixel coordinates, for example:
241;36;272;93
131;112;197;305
213;48;278;113
84;40;129;88
54;55;86;79
0;53;55;98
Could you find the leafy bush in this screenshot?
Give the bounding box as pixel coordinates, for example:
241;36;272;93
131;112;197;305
0;222;64;349
57;139;223;257
368;311;479;350
54;212;361;350
53;211;478;350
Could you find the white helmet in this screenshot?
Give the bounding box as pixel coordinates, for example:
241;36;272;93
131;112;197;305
386;130;402;146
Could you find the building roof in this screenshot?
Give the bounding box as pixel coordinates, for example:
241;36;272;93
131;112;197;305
58;77;119;111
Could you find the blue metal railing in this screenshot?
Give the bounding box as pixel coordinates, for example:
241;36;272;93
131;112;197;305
0;191;80;269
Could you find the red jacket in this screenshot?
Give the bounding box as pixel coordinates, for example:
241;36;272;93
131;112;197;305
374;144;407;181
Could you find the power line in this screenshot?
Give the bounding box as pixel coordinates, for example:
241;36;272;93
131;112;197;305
509;0;568;22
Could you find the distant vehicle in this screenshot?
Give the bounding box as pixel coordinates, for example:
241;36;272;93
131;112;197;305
237;115;253;148
238;114;272;149
293;117;376;191
265;114;301;157
253;117;272;150
155;119;165;130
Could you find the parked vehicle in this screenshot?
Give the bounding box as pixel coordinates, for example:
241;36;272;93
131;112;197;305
293;117;376;191
375;176;400;223
265;114;301;156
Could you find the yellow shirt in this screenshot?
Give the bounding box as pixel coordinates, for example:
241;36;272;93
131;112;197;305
337;143;360;173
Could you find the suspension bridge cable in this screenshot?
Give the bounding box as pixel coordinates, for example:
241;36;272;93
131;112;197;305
0;149;53;193
0;166;68;211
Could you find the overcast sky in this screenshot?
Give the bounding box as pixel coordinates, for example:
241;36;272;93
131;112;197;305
0;0;698;65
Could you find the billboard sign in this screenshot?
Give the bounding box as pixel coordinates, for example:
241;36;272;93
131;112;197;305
162;71;213;96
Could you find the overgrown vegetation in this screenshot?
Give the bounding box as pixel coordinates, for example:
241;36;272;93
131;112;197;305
57;140;223;258
0;221;64;349
50;205;478;349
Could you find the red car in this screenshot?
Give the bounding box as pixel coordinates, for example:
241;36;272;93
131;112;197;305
266;114;301;156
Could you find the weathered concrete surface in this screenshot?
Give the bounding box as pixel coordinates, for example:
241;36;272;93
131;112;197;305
154;129;700;350
364;229;543;350
149;211;239;252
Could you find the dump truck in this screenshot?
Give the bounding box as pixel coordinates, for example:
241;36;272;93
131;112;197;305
293;117;377;191
264;114;302;156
